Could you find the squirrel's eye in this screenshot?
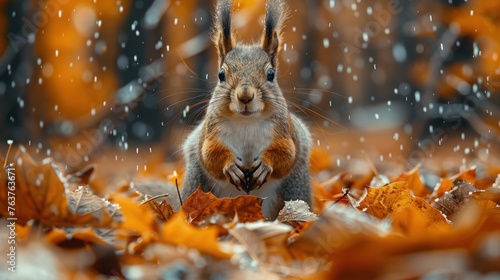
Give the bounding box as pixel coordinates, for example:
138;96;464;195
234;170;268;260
218;68;226;82
266;68;275;82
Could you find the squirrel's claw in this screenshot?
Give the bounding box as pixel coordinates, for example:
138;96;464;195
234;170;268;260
249;158;273;191
223;158;247;192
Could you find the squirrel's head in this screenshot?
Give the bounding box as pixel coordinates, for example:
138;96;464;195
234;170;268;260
209;0;288;119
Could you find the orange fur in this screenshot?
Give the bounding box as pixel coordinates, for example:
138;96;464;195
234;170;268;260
201;138;234;180
262;137;296;178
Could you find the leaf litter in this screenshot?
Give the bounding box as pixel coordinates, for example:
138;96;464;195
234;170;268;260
1;146;500;279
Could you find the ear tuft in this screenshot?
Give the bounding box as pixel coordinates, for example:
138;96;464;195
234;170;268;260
261;0;288;67
213;0;234;66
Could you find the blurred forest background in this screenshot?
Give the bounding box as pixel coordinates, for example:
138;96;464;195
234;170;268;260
0;0;499;181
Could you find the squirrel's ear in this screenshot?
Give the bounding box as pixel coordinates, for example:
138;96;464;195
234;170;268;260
261;0;287;67
213;0;234;66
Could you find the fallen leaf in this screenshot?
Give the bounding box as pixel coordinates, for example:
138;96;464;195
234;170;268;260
288;204;390;259
0;147;114;227
181;187;265;223
146;199;175;222
359;181;443;221
472;175;500;205
161;212;231;259
392;165;430;198
431;179;477;220
430;168;476;199
65;164;95;186
277;200;318;226
227;221;293;267
67;186;120;224
112;194;157;236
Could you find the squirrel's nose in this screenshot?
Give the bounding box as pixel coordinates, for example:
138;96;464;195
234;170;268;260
238;94;254;104
237;85;255;104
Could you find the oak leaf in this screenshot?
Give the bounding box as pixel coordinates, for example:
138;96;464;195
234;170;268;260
161;213;231;259
181;187;265;223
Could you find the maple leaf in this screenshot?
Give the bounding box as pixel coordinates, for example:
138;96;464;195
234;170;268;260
161;212;231;259
0;147;114;227
181;187;265;223
112;194;157;236
112;194;159;254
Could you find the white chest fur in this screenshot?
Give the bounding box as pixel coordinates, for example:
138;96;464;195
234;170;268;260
217;118;274;166
212;118;281;218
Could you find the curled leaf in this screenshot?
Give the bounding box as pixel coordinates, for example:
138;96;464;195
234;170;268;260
431;179;477;219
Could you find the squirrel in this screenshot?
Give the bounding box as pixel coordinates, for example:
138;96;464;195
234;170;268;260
181;0;312;219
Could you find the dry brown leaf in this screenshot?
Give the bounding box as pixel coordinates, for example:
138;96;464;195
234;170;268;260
277;200;318;226
392;165;430;198
67;186;120;223
161;213;231;259
431;179;478;219
0;147;114;227
431;168;476;199
181;187;265;223
146;199;175;222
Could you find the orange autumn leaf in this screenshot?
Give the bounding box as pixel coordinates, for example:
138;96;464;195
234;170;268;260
181;187;265;223
0;147;114;227
392;165;430;198
161;213;231;259
358;181;448;232
112;194;157;236
431;168;476;199
392;202;451;237
309;148;332;173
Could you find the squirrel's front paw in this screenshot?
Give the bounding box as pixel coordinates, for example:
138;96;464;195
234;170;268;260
249;157;273;191
223;157;247;192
